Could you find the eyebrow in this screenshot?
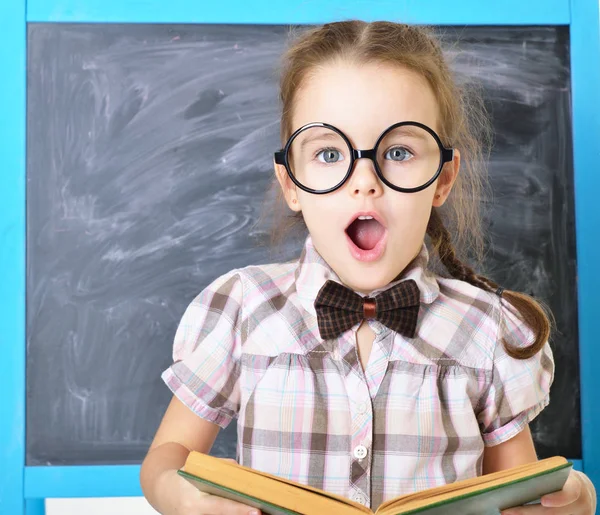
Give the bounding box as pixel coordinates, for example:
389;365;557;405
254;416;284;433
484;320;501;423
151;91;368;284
386;126;432;142
298;130;342;151
295;124;435;151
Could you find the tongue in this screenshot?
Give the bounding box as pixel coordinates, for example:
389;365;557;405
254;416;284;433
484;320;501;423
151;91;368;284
348;219;385;250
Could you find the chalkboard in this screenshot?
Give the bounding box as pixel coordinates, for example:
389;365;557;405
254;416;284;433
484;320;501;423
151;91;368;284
26;23;578;465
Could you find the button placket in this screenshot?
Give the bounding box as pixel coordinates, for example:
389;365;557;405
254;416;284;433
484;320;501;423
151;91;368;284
357;401;368;414
352;492;368;506
350;386;373;505
345;341;374;507
353;444;368;460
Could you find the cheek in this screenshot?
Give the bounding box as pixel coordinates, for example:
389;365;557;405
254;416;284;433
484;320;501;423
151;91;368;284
298;189;340;213
393;189;434;213
297;192;342;225
390;191;434;230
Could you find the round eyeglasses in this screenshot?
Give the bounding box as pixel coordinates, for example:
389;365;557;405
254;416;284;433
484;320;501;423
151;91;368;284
274;121;454;194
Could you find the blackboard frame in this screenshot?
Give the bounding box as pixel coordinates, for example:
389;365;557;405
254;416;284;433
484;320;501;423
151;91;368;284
1;0;599;513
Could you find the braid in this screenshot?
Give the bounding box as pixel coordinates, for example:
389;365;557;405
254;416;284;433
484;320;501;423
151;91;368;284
426;209;551;360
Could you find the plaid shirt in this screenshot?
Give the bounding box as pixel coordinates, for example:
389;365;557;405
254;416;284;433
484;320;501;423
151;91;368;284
162;236;554;510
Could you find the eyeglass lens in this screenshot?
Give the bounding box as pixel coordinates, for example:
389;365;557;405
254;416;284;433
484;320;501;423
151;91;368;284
287;124;443;192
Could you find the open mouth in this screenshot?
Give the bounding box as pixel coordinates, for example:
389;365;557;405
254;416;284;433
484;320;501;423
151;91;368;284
345;215;386;251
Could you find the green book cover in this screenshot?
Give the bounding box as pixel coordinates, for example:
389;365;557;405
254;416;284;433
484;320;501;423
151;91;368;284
179;461;572;515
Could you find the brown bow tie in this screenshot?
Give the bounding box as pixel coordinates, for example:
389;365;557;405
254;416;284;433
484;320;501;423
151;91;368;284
314;279;421;340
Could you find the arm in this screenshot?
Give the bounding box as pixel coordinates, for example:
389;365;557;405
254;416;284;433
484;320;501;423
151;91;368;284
143;273;251;514
482;424;538;474
140;396;257;515
483;425;596;515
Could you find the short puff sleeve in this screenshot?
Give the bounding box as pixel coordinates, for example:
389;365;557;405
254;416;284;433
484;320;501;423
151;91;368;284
161;271;244;428
477;298;555;446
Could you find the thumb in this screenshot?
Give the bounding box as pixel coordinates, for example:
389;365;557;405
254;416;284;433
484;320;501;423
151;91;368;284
541;489;573;508
541;472;582;508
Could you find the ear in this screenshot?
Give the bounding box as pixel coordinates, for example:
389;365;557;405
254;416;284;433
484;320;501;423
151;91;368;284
432;148;460;207
274;159;302;212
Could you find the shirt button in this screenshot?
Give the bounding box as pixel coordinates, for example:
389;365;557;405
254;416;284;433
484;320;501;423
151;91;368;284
357;402;368;414
353;445;368;459
353;493;368;505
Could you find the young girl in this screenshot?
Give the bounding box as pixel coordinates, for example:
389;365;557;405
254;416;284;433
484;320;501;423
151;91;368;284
140;20;596;515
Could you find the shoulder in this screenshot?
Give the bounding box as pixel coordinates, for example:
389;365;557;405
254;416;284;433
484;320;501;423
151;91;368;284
179;260;298;337
176;259;301;354
237;260;313;354
435;275;498;320
429;275;548;369
200;260;307;350
235;260;299;308
425;275;503;369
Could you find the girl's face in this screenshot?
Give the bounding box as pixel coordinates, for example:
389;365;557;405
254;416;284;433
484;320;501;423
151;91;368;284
275;60;459;293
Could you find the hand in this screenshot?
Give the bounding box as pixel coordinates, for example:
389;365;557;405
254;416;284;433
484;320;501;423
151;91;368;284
502;470;596;515
156;467;261;515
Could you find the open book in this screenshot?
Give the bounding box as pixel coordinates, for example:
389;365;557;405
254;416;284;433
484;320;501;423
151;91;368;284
179;451;572;515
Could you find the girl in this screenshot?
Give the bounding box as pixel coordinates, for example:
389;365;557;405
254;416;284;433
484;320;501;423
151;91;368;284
140;20;596;515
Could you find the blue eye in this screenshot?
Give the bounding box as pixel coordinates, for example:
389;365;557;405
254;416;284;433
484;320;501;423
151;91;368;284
317;148;345;163
385;147;413;162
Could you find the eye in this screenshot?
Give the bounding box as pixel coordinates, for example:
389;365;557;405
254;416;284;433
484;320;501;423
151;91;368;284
385;146;413;162
316;148;345;164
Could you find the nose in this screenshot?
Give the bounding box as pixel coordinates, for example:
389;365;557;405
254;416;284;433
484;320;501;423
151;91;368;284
347;156;384;198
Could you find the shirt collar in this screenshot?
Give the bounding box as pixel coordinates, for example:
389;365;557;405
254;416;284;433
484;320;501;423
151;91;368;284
295;235;440;317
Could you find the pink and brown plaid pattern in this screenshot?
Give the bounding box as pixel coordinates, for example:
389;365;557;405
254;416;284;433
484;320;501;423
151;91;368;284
314;278;420;340
162;236;554;510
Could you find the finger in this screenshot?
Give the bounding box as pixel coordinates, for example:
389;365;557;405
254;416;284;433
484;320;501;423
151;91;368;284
541;470;582;508
198;494;261;515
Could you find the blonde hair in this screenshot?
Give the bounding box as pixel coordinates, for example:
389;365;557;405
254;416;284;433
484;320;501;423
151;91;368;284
267;20;550;359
